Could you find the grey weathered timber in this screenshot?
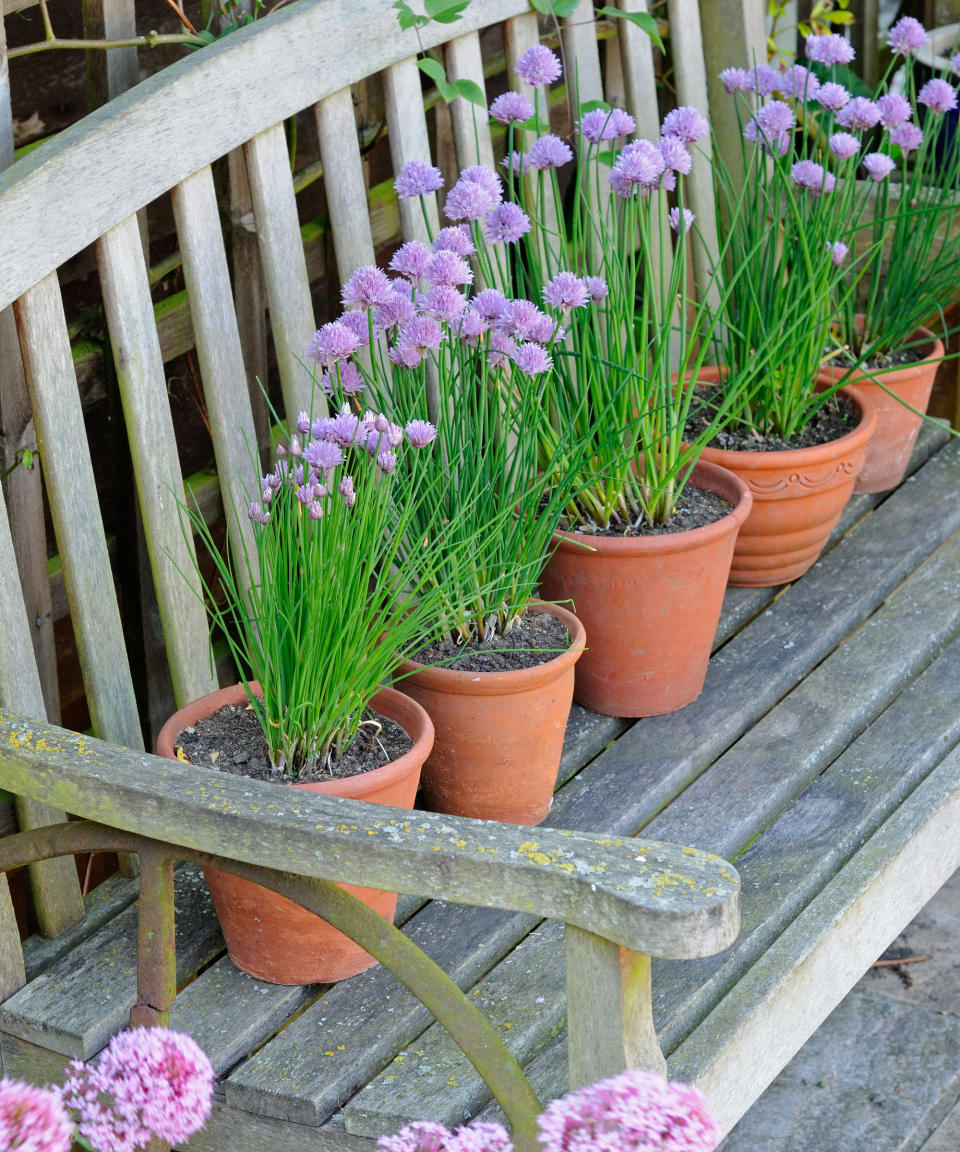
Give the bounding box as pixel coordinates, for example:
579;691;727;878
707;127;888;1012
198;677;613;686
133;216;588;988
12;274;142;753
244;124;317;425
384;57;440;245
97;214;219;709
0;865;221;1058
561;0;605;107
314;88;378;282
445;32;495;171
615;0;660;140
170;166;260;578
80;0;138;112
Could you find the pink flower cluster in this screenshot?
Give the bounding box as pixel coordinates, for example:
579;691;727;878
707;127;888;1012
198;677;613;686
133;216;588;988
0;1079;75;1152
608;108;705;198
55;1027;214;1152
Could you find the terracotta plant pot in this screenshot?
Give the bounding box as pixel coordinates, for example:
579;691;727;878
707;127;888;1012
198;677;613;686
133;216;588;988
538;460;752;719
157;683;432;985
819;327;943;493
696;378;877;588
396;601;585;825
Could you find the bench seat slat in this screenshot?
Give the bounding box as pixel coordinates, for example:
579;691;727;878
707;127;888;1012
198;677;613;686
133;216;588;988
97;213;219;708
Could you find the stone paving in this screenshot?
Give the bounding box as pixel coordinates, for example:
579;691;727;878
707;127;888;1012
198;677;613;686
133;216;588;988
720;869;960;1151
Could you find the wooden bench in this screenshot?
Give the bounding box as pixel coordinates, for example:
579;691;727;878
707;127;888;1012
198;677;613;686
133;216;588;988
0;1;959;1149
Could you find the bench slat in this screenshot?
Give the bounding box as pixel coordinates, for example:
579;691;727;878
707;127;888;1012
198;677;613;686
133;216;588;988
314;88;378;282
97;213;219;708
615;0;660;139
384;57;440;244
446;31;495;171
561;1;605;106
244;123;318;424
170;165;260;580
12;273;143;750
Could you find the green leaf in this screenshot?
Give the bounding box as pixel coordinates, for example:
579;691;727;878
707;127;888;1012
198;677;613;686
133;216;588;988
417;56;448;84
394;0;428;30
578;98;611;115
453;78;486;107
437;79;460;103
599;7;664;52
530;0;579;16
425;0;470;22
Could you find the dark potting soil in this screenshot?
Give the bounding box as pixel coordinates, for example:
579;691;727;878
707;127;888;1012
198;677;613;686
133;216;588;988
174;701;413;784
411;608;570;673
687;390;860;453
830;341;928;371
562;485;733;537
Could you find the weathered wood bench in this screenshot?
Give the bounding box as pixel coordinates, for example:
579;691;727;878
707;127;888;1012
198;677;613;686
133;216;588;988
0;1;959;1149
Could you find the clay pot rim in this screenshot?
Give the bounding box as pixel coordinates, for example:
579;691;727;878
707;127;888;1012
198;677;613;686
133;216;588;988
156;682;433;800
696;383;877;471
819;324;945;384
397;600;586;696
551;458;753;558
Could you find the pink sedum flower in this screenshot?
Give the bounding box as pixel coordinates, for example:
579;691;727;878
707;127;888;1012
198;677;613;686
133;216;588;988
0;1079;74;1152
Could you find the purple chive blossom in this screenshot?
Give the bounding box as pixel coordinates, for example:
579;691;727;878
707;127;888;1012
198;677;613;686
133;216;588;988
297;411;310;434
533;313;561;344
609;138;666;196
782;64;820;100
829;131;860;160
887;16;927;56
511;341;553;376
836;97;882;130
489;91;534;124
515;44;562;87
423;249;473;287
327;404;361;446
791;160;835;195
444;179;500;221
500;298;554;341
584;275;609;302
419;284;467;323
394;159;444;200
452;308;487;343
658;135;692;174
304;439;344;473
537;1070;720;1152
376;289;417;333
719;66;750;93
337;308;372;347
543;271;590;311
307;500;324;520
816;82;851;112
0;1080;74;1152
308;321;360;368
952;52;960;75
248;499;265;523
288;434;302;457
528;134;574;170
501;150;533;176
829;240;849;265
744;100;795;156
877;93;912;129
338;476;355;507
862;151;896;181
918;78;959;114
891;123;923;152
322;360;364;396
742;64;778;95
341;265;394;310
295;483;312;505
661;106;709;143
484;201;531;245
805;32;855;66
389;240;431;280
377;449;397;474
488;330;517;370
579;108;636;142
405;419;436;448
473;289;510;321
398;316;445;355
433;225;476;257
669;206;695;234
460;165;503;202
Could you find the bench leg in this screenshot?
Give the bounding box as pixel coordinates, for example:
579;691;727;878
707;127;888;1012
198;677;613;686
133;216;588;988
566;926;666;1089
131;846;176;1030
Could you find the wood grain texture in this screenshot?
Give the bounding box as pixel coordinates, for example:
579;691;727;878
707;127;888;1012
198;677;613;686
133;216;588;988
245;125;317;425
445;32;494;171
188;1099;376;1152
97;214;219;709
0;865;221;1058
13;274;142;752
0;0;530;314
562;0;605;107
314;88;377;282
615;0;660;140
384;58;440;244
81;0;138;110
0;15;11;171
171;166;260;584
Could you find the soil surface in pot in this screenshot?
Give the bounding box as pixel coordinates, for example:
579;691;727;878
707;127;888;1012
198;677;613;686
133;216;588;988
687;390;859;453
561;485;732;537
830;342;928;371
174;703;413;784
411;608;569;673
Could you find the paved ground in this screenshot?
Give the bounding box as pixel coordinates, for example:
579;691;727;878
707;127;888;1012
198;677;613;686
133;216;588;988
720;869;960;1151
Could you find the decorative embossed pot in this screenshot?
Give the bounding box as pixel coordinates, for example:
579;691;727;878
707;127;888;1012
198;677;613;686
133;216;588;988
818;327;943;494
538;461;752;718
397;601;585;824
697;383;877;587
157;683;432;985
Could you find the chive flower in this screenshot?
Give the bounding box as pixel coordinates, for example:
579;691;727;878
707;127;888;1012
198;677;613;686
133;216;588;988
887;16;927;56
444;178;500;221
805;32;855;66
341;265;394;310
404;419;436;448
578;108;636;142
836;97;882;131
661;105;708;143
433;225;476;257
472;288;509;321
719;66;749;92
484;201;531;245
791;159;835;195
743;63;780;95
877;93;912;129
375;289;417;333
528;134;574;170
669;206;695;234
389;240;431;280
609;138;666;196
862;152;896;181
394;159;444;199
514;43;562;87
583;275;609;302
307;321;361;368
782;64;819;100
511;341;553;376
890;123;923;152
658;135;692;174
815;82;851;111
423;250;473;287
828;132;859;160
489;91;534;124
542;271;590;311
420;284;468;323
918;79;958;114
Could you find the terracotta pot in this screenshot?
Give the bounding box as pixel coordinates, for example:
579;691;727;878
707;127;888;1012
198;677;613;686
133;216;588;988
538;460;752;719
156;683;432;984
396;601;585;825
696;375;877;587
819;327;943;493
